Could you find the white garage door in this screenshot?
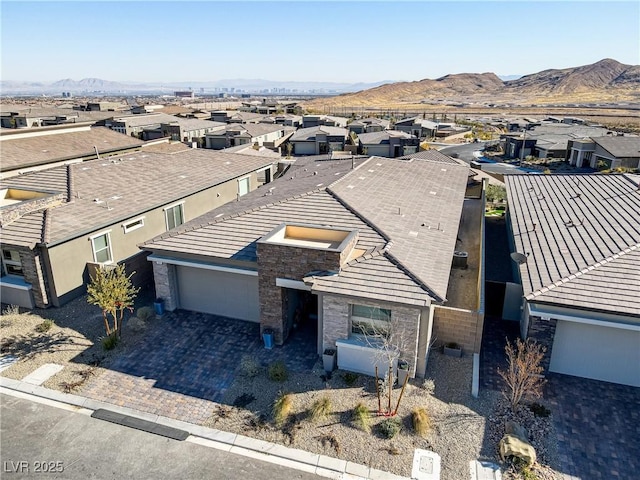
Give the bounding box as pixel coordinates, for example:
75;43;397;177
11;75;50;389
550;320;640;387
176;266;260;322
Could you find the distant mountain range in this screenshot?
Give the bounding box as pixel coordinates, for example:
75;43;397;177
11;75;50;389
303;59;640;108
0;78;399;95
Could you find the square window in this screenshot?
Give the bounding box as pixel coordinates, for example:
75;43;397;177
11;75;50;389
91;233;112;264
1;249;23;277
165;204;184;231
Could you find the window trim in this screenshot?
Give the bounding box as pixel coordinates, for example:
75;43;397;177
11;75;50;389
90;230;113;264
163;202;185;231
349;304;392;338
122;216;145;234
237;175;251;197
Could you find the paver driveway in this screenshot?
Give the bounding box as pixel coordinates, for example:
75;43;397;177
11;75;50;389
82;310;319;424
480;314;640;479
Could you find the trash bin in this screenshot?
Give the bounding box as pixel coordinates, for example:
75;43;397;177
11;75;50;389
153;298;165;316
396;360;410;386
262;328;274;349
322;348;336;372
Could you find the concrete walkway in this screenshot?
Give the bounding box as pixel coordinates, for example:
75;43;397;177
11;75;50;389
0;376;409;480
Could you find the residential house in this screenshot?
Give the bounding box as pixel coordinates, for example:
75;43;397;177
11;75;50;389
505;174;640;387
347;117;390;134
142;154;483;379
0;106;115;129
302;115;349;129
260;114;302;128
289;126;349;155
0;150;278;309
204;124;294;151
393;117;438;139
154;118;225;145
567;136;640;169
0;126;146;179
107;113;180;138
357;131;419;157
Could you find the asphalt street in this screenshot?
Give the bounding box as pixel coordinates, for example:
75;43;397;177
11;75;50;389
0;393;321;480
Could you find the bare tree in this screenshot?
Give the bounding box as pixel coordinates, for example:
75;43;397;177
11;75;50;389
498;338;546;410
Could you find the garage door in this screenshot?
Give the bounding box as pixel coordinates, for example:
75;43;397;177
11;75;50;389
176;266;259;322
549;320;640;387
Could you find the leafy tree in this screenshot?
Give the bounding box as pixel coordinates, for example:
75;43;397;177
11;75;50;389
87;264;139;338
486;184;507;203
498;338;546;410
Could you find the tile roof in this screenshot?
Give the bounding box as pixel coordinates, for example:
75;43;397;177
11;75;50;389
0;127;145;172
505;173;640;315
592;136;640;159
162;118;225;131
290;126;348;142
357;131;414;145
0;150;276;247
111;113;179;127
398;150;464;165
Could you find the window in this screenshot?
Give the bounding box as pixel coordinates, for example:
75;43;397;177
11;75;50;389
238;177;250;197
257;167;272;184
91;232;113;264
122;217;145;233
350;304;391;337
1;249;23;277
165;203;184;231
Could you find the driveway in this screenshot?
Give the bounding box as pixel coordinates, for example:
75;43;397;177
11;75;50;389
82;310;319;424
480;315;640;479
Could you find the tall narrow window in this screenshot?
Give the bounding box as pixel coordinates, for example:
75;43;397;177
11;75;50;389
165;203;184;231
91;232;113;264
238;177;250;197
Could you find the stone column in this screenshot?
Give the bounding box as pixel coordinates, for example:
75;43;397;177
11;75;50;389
152;261;178;311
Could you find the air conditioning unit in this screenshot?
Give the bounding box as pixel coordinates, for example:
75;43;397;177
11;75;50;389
452;251;468;269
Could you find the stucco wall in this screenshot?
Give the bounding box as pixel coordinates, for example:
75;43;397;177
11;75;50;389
432;305;484;354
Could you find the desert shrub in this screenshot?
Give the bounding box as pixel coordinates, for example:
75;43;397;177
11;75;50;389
342;372;359;386
273;392;293;427
498;338;546;409
420;378;435;395
136;306;154;321
379;416;402;439
239;356;261;378
309;396;332;422
35;319;53;333
317;433;340;455
101;333;118;351
352;402;370;433
529;402;551;418
412;407;432;437
2;304;20;316
268;360;289;382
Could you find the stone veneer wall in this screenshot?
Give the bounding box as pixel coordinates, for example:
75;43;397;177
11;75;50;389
322;294;422;377
257;242;341;345
432;306;484;354
0;194;64;227
525;315;558;373
152;261;179;312
19;249;49;308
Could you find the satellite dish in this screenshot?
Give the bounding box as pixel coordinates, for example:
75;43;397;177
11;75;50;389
510;252;528;265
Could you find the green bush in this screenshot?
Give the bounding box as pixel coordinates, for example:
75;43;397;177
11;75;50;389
239;356;261;378
102;333;119;351
309;396;332;422
136;306;154;321
412;407;431;437
268;360;289;382
273;392;293;427
379;416;402;439
342;372;359;386
352;402;370;433
35;319;53;333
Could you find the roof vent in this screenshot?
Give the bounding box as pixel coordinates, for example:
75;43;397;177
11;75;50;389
452;251;468;269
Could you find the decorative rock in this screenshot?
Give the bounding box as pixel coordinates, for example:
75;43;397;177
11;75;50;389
505;421;528;441
127;317;147;333
499;434;536;466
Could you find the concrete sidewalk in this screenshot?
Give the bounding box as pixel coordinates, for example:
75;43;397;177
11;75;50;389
0;376;409;480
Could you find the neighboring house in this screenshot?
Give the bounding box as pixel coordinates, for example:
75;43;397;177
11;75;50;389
0;106;115;129
240;100;299;115
357;131;419;157
347;117;390;134
505;173;640;387
394;117;438;138
260;114;302;128
289;126;349;155
107;113;180;137
146;118;225;145
567;136;640;169
0;150;278;309
204;124;294;151
142;154;481;379
210;111;265;124
0;126;145;179
302;115;349;128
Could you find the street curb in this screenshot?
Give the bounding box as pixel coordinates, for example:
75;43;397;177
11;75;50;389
0;377;411;480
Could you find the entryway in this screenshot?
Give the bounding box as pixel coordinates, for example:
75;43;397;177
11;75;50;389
284;288;319;354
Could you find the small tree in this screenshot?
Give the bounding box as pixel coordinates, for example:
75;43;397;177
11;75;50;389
87;264;139;338
486;184;506;203
498;338;546;410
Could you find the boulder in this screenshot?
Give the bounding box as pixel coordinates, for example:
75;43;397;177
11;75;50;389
499;434;536;466
505;421;528;441
126;317;147;333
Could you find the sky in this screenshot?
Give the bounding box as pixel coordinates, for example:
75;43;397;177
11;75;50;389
1;1;639;84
